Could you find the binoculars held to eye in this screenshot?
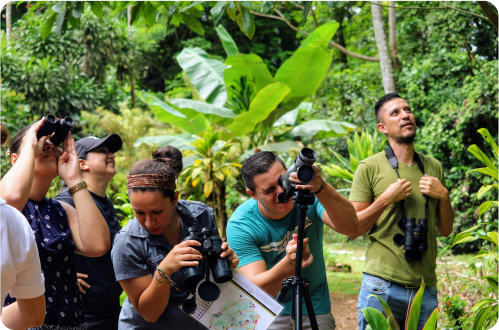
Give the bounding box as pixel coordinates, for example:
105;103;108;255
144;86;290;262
37;114;75;146
181;226;232;314
393;216;429;262
277;148;317;203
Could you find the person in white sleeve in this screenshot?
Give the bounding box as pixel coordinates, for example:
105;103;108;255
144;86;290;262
1;122;46;329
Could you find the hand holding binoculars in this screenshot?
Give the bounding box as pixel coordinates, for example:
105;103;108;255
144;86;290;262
181;226;233;314
37;114;75;146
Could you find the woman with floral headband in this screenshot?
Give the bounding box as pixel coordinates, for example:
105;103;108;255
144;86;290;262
1;119;111;330
111;145;239;329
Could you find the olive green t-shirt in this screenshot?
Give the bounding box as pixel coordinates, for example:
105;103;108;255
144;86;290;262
349;151;446;286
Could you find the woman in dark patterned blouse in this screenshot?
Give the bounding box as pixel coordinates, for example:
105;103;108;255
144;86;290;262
1;119;111;330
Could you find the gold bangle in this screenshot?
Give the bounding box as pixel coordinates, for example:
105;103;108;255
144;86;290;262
68;181;87;196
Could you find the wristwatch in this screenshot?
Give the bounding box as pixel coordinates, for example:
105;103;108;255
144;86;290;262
313;177;326;195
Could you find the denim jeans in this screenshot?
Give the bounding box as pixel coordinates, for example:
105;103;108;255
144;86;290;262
357;273;438;330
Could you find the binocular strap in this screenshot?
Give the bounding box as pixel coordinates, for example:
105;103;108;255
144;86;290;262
385;147;429;221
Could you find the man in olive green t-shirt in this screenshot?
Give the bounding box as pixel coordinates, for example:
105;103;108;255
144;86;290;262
350;93;454;330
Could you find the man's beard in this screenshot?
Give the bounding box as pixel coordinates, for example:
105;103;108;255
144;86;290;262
396;132;416;145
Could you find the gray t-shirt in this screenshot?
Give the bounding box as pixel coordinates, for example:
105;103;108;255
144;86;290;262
111;200;219;330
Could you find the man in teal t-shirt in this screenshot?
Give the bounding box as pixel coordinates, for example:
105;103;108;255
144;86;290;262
227;151;359;330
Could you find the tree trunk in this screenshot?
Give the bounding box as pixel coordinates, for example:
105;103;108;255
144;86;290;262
6;3;11;41
333;8;348;66
478;1;498;31
216;181;228;241
127;4;136;108
371;1;396;93
388;1;400;70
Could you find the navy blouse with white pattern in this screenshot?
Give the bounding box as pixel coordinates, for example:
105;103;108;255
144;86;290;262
4;198;86;330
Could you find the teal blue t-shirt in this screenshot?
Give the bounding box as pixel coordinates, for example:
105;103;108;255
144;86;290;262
226;198;331;315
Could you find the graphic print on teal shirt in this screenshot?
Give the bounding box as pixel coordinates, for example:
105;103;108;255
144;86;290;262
227;198;331;315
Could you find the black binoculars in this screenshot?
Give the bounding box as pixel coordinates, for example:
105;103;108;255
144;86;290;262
393;217;428;262
181;226;232;314
278;148;317;203
36;114;75;146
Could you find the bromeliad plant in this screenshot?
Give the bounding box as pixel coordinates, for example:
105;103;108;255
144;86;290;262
449;128;498;330
362;278;438;330
322;129;387;183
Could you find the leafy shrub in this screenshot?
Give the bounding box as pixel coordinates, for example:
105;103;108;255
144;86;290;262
449;128;498;330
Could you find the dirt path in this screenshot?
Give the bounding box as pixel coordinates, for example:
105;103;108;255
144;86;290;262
330;292;358;329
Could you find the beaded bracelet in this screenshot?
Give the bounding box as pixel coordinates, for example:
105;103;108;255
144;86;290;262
68;181;88;196
157;267;180;291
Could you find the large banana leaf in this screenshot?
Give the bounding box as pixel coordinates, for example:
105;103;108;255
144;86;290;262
238;141;302;161
169;98;236;118
273;102;313;127
138;91;206;135
215;25;239;57
300;20;339;48
274;20;337;105
177;47;227;107
134;133;197;150
290;120;356;139
274;44;332;105
227;82;290;137
224;53;274;100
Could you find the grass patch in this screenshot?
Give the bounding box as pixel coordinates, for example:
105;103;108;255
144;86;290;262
324;240;368;296
327;272;363;295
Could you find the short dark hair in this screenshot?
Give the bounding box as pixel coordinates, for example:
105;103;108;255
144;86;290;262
375;92;402;123
241;151;286;192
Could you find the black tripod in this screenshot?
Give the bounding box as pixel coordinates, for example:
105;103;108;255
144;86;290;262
276;190;318;330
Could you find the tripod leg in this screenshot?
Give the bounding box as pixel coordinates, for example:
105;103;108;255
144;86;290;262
294;283;302;330
276;279;291;302
303;282;318;330
290;288;296;330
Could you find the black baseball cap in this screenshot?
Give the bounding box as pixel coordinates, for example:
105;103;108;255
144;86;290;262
75;134;123;159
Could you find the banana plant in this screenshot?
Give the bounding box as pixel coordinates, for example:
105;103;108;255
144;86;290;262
362;278;438;330
449;128;498;330
322;129;387;182
139;21;355;148
181;124;242;239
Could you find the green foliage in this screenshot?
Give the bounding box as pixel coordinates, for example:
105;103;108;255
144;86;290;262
1;11;132;117
113;193;134;227
449;129;498;329
322;130;386;183
443;295;467;330
361;279;438;330
176;47;228;106
0;90;32;177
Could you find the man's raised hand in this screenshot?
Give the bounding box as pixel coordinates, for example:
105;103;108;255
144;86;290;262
285;234;313;269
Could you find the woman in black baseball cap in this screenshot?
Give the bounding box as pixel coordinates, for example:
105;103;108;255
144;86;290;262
55;134;124;330
1;119;111;330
